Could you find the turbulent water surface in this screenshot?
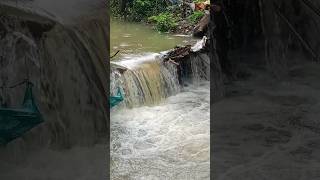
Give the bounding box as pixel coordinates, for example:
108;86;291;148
110;19;210;179
111;82;210;179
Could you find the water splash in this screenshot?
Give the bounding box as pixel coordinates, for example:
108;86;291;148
110;44;210;108
111;55;180;108
111;82;210;179
111;44;210;179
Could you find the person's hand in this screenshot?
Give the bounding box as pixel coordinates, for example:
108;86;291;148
211;4;222;12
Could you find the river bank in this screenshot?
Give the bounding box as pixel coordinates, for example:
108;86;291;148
110;19;198;60
110;0;210;37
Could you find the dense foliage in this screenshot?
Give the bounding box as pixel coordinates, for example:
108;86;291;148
111;0;168;22
188;11;205;24
111;0;207;32
148;13;178;32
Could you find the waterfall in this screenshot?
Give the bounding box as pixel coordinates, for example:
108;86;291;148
111;54;180;108
111;48;210;108
110;47;210;179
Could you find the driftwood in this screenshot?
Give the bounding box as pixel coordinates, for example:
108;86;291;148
167;59;180;66
164;36;208;63
164;45;192;62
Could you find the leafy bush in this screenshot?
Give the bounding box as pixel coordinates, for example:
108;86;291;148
111;0;168;22
188;11;205;24
131;0;152;20
148;13;178;32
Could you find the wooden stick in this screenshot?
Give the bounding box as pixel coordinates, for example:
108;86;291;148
168;59;180;66
110;50;120;59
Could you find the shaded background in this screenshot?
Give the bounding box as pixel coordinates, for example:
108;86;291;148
210;0;320;179
0;0;109;179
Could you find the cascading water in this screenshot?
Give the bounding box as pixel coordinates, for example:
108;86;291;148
111;49;210;179
111;53;180;108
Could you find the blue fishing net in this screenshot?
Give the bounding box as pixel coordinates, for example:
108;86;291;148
0;82;43;145
110;87;124;108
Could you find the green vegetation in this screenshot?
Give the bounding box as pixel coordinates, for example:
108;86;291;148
111;0;168;22
148;13;178;32
188;11;205;24
111;0;207;33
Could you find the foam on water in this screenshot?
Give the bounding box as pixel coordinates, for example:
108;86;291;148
111;82;210;180
112;53;161;70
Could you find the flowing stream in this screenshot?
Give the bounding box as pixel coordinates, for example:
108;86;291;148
110;20;210;179
111;19;197;60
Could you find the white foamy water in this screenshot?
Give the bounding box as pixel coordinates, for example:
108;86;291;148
111;82;210;180
111;53;161;70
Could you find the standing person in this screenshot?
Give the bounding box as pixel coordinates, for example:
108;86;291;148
211;1;233;78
